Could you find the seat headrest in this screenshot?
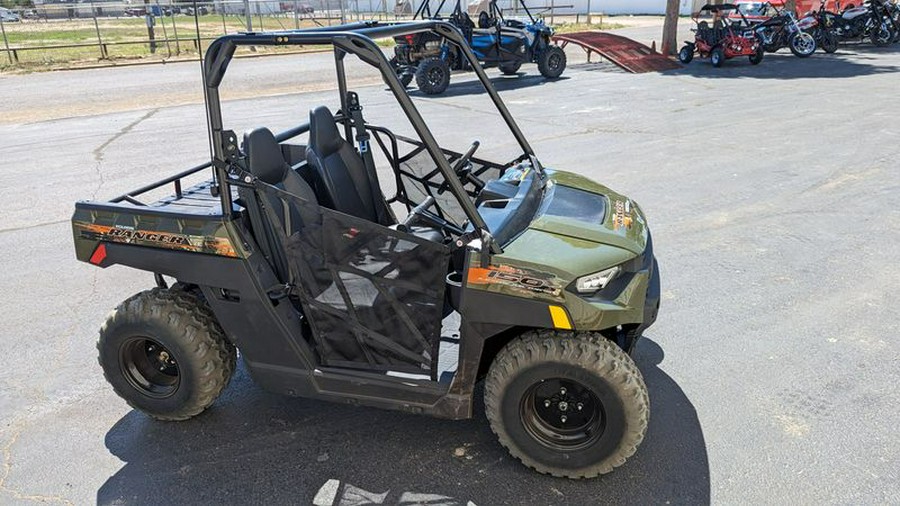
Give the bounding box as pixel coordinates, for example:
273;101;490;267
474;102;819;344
243;127;287;185
308;106;344;156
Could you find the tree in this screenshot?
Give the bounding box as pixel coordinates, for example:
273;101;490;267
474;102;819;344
661;0;680;56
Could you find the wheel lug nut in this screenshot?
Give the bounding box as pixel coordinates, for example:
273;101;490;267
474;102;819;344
560;387;566;395
577;403;583;411
544;400;551;408
560;415;567;423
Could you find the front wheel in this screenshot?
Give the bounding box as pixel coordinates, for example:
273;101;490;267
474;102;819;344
678;45;694;63
789;32;817;57
749;45;765;65
499;60;522;75
711;46;725;67
537;45;567;78
98;288;236;421
415;57;451;95
485;331;649;478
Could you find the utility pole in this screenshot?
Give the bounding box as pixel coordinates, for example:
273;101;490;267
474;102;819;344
661;0;680;55
244;0;253;30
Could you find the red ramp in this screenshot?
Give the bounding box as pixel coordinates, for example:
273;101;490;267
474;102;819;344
553;32;681;73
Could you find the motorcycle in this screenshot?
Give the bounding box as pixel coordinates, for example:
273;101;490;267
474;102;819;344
798;2;840;53
881;0;900;42
754;2;818;57
825;0;895;47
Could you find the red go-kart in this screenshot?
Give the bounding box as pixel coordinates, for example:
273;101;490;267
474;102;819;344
679;3;765;67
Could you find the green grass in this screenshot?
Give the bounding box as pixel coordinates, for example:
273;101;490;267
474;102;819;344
0;14;615;71
553;21;627;34
0;14;353;70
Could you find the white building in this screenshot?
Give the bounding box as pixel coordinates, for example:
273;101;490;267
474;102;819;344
548;0;694;15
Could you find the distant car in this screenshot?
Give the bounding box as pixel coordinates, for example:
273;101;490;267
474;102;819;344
0;7;21;22
281;2;314;13
183;5;210;16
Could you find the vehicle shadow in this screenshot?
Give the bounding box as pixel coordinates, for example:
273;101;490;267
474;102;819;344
665;50;900;79
97;337;708;505
407;72;572;99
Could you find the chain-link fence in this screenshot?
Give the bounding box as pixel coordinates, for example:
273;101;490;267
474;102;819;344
0;0;609;70
0;0;402;69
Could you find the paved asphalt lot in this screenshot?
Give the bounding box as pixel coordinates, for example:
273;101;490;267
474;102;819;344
1;28;899;505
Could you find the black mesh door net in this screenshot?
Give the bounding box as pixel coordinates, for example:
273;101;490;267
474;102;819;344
256;181;450;376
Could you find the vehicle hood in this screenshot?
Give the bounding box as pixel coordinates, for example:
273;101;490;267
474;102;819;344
496;169;649;282
531;169;648;255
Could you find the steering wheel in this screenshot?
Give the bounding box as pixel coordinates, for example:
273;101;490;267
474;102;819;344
399;196;446;232
452;141;480;174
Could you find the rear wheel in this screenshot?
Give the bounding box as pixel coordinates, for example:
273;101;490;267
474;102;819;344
415;57;451;95
678;45;694;63
98;288;236;421
537;45;567;78
871;21;894;47
485;330;649;478
389;56;414;88
711;46;725;67
821;30;839;53
789;32;817;57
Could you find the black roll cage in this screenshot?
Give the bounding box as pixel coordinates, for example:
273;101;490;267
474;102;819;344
201;20;536;250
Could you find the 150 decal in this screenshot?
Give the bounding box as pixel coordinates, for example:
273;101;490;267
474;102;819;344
467;264;563;299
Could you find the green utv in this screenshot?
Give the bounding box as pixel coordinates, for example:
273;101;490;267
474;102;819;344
72;21;660;478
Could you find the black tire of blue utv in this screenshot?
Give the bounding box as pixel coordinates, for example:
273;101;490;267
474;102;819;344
537;45;566;79
415;57;451;95
678;45;694;64
499;61;522;75
711;46;725;67
389;56;414;88
485;330;649;478
97;288;236;421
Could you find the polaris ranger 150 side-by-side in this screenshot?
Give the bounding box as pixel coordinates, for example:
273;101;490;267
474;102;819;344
72;21;659;478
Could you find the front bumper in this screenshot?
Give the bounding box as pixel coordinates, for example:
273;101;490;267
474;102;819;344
563;233;660;334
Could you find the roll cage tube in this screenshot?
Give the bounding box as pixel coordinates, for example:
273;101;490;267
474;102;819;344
201;21;534;253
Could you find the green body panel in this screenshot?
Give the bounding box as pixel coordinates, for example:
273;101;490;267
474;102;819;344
71;205;244;262
464;168;653;332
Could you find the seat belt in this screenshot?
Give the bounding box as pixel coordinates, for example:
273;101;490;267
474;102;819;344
346;91;390;226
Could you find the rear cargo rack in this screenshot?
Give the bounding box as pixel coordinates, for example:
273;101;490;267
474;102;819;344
108;123;311;207
110;162;210;206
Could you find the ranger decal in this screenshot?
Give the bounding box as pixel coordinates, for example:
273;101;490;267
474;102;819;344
74;222;239;258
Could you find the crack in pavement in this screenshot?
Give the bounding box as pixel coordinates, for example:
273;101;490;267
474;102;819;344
0;219;69;235
0;426;75;505
91;108;159;201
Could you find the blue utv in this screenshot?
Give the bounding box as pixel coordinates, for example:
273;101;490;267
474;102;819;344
390;0;567;94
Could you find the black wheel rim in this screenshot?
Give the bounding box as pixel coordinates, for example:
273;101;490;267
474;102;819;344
119;337;180;398
427;65;445;86
548;52;562;71
521;378;605;451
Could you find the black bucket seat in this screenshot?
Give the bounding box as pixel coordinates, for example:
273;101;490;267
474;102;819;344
305;106;394;227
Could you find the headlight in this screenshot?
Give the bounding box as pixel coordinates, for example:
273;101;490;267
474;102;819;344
575;266;621;294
